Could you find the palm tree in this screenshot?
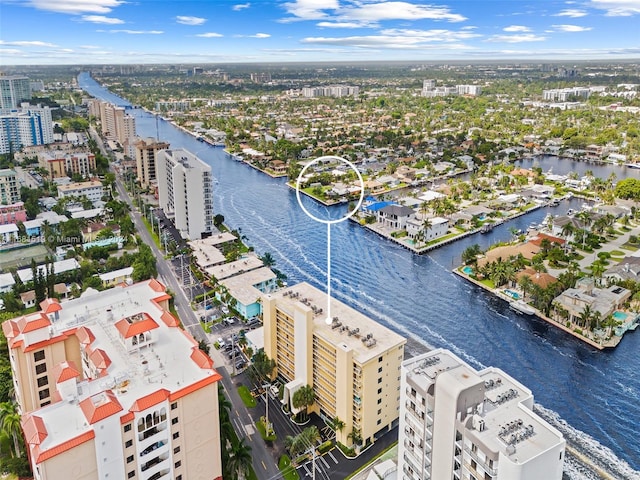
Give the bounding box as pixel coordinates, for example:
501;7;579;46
227;438;252;480
260;252;276;267
347;427;363;448
0;402;23;458
292;384;315;422
578;305;593;329
518;275;534;300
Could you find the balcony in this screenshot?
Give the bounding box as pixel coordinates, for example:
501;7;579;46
140;440;168;458
138;421;167;442
141;452;169;472
464;446;497;476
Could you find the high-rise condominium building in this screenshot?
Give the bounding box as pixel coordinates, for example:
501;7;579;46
0;168;20;204
0;75;32;109
156;149;213;240
397;349;565;480
0;104;54;154
2;279;223;480
263;282;406;447
135;138;170;188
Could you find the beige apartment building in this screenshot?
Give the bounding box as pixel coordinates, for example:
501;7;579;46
3;279;223;480
0;168;19;205
135;138;170;188
263;282;406;447
398;349;565;480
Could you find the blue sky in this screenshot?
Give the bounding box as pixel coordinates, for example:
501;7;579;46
1;0;639;64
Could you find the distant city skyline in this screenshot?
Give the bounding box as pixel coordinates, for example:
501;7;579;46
1;0;640;65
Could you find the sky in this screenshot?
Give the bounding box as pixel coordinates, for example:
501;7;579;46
1;0;639;65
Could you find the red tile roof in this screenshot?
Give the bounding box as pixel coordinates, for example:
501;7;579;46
152;293;172;304
75;326;96;346
120;411;134;424
160;311;180;328
147;278;166;292
17;313;51;333
35;430;95;463
52;361;81;383
529;232;565;246
88;348;112;371
129;389;170;412
190;348;214;369
79;390;123;424
114;313;159;339
39;298;62;314
2;320;19;339
21;414;48;445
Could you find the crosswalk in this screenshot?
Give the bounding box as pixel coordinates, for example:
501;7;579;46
298;449;339;478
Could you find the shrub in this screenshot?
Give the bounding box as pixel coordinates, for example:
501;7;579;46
318;440;333;454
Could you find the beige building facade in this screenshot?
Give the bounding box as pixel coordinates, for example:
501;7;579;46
3;279;223;480
263;282;406;447
135;138;170;188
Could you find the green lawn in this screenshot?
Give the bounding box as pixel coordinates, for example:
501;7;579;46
237;385;257;408
279;455;300;480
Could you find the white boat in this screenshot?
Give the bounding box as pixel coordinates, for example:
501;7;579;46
509;300;536;316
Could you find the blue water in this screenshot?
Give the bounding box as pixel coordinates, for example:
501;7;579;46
79;73;640;474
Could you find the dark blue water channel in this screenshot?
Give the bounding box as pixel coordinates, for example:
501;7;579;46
79;73;640;472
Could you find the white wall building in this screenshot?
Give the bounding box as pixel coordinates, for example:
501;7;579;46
398;349;565;480
156;149;213;240
57;180;104;205
0;104;54;154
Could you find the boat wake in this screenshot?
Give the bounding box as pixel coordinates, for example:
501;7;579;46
535;404;640;480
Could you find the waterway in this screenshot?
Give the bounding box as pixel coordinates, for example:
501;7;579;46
79;73;640;477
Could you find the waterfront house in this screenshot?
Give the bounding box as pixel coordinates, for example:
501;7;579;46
477;243;540;268
376;204;414;230
406;216;448;242
515;267;558;289
553;278;630;322
460;205;494;221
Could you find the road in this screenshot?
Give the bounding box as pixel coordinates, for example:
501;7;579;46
97;131;280;478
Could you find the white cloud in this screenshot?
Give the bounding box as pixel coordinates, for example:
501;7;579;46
281;0;465;23
552;24;593;31
316;21;374;28
196;32;224;38
589;0;640;16
27;0;124;14
0;40;58;47
234;33;271;38
486;33;547;43
81;15;124;24
233;3;251;10
554;8;589;17
103;29;164;34
503;25;531;32
176;16;207;25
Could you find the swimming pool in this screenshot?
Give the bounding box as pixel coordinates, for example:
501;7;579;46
504;289;520;300
613;311;628;321
462;266;474;275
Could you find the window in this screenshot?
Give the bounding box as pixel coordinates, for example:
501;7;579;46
171;417;178;425
377;398;382;404
377;419;382;425
173;446;181;454
35;364;47;375
127;455;134;463
125;440;133;448
40;401;50;407
38;389;49;400
377;387;382;394
173;432;180;440
171;402;177;410
377;366;383;373
175;461;181;468
378;377;383;384
33;350;45;362
127;472;135;479
176;476;182;480
37;376;48;387
377;409;382;415
378;356;383;363
124;423;132;432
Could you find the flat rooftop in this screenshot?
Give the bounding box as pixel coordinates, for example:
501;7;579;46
268;282;406;362
16;280;219;454
188;239;225;269
201;231;237;247
206;253;264;280
404;349;564;463
220;267;276;305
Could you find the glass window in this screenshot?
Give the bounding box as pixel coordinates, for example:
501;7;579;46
33;350;45;362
